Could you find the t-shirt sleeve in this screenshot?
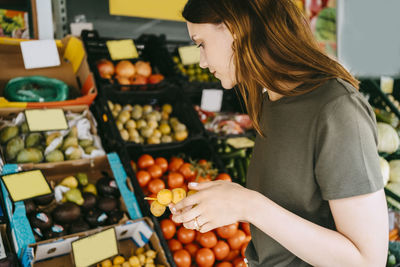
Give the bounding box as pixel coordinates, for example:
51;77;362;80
314;92;384;200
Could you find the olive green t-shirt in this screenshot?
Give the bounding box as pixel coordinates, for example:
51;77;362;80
245;78;384;267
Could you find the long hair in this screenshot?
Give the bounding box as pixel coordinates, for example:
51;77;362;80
182;0;359;135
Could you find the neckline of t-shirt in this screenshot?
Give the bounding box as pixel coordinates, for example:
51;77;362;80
263;78;336;106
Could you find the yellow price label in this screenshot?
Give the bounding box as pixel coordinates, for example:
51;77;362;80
72;228;118;267
25;109;68;132
106;39;139;61
2;170;52;202
178;45;200;66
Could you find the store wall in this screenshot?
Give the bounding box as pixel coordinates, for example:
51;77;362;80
66;0;190;41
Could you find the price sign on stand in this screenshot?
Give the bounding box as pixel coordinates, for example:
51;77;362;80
25;109;68;132
72;228;118;267
201;89;224;112
178;45;200;66
1;170;52;202
106;40;139;61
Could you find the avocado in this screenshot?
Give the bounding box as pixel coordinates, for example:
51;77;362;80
96;176;120;198
106;210;124;225
43;224;67;239
52;202;81;224
33;193;54;206
82;192;97;211
85;209;108;227
69;219;90;234
30;212;53;230
97;196;118;212
24;200;37;215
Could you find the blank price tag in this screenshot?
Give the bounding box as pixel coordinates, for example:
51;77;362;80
25;109;68;132
72;228;118;267
178;45;200;65
201;89;223;112
1;170;52;202
381;76;394;94
20;40;60;69
227;137;255;149
106;39;139;60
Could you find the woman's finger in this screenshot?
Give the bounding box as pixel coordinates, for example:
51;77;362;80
172;192;202;212
173;204;202;223
188;181;217;191
199;222;215;233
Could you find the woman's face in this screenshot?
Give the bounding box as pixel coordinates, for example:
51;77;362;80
187;22;236;89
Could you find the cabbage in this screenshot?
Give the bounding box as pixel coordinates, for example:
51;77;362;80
390;160;400;183
377;122;399;154
381;157;390;186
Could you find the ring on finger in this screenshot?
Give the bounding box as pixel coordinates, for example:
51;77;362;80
194;217;200;231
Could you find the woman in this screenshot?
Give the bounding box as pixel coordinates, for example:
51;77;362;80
170;0;388;266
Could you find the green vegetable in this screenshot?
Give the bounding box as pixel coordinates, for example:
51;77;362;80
0;126;19;144
387;253;396;267
220;149;247;159
389;241;400;262
236;158;246;185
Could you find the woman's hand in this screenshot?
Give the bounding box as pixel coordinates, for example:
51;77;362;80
170;180;252;233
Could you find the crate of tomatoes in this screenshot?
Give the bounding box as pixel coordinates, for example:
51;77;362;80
124;138;250;267
81;30;178;95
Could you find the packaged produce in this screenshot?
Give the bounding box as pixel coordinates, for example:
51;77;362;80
194;105;253;136
0;107;105;164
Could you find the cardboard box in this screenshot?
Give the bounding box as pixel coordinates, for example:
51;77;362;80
0;105;105;171
0;153;143;266
32;218;169;267
0;36;97;108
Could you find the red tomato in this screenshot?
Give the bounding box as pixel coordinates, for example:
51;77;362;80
179;163;195;179
233;257;246;267
213;240;230;261
196;248;215;267
224;250;240;262
184;243;199;258
169;157;184;172
148;164;163;179
148;178;165;194
198;159;208;166
216;223;239;239
241;241;249;258
240;222;251;236
169;239;183;252
161;219;176;240
155;157;168;173
177;227;196;244
174;249;191;267
196;175;211;183
168;172;185;189
138;154;154;169
216;262;233;267
136;170;151;187
227;230;246;250
198;231;218;248
216;173;232;181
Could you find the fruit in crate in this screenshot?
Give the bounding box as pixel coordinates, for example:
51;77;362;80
160;217;250;267
108;101;189;144
173;56;218;83
99;246;164;267
96;59;164;90
0;111;105;164
26;172;127;242
132;154;230;216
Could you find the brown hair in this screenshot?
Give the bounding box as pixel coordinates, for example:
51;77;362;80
182;0;359;135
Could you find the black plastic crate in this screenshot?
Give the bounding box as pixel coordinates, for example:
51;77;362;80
81;30;179;95
117;137;227;267
92;84;204;150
